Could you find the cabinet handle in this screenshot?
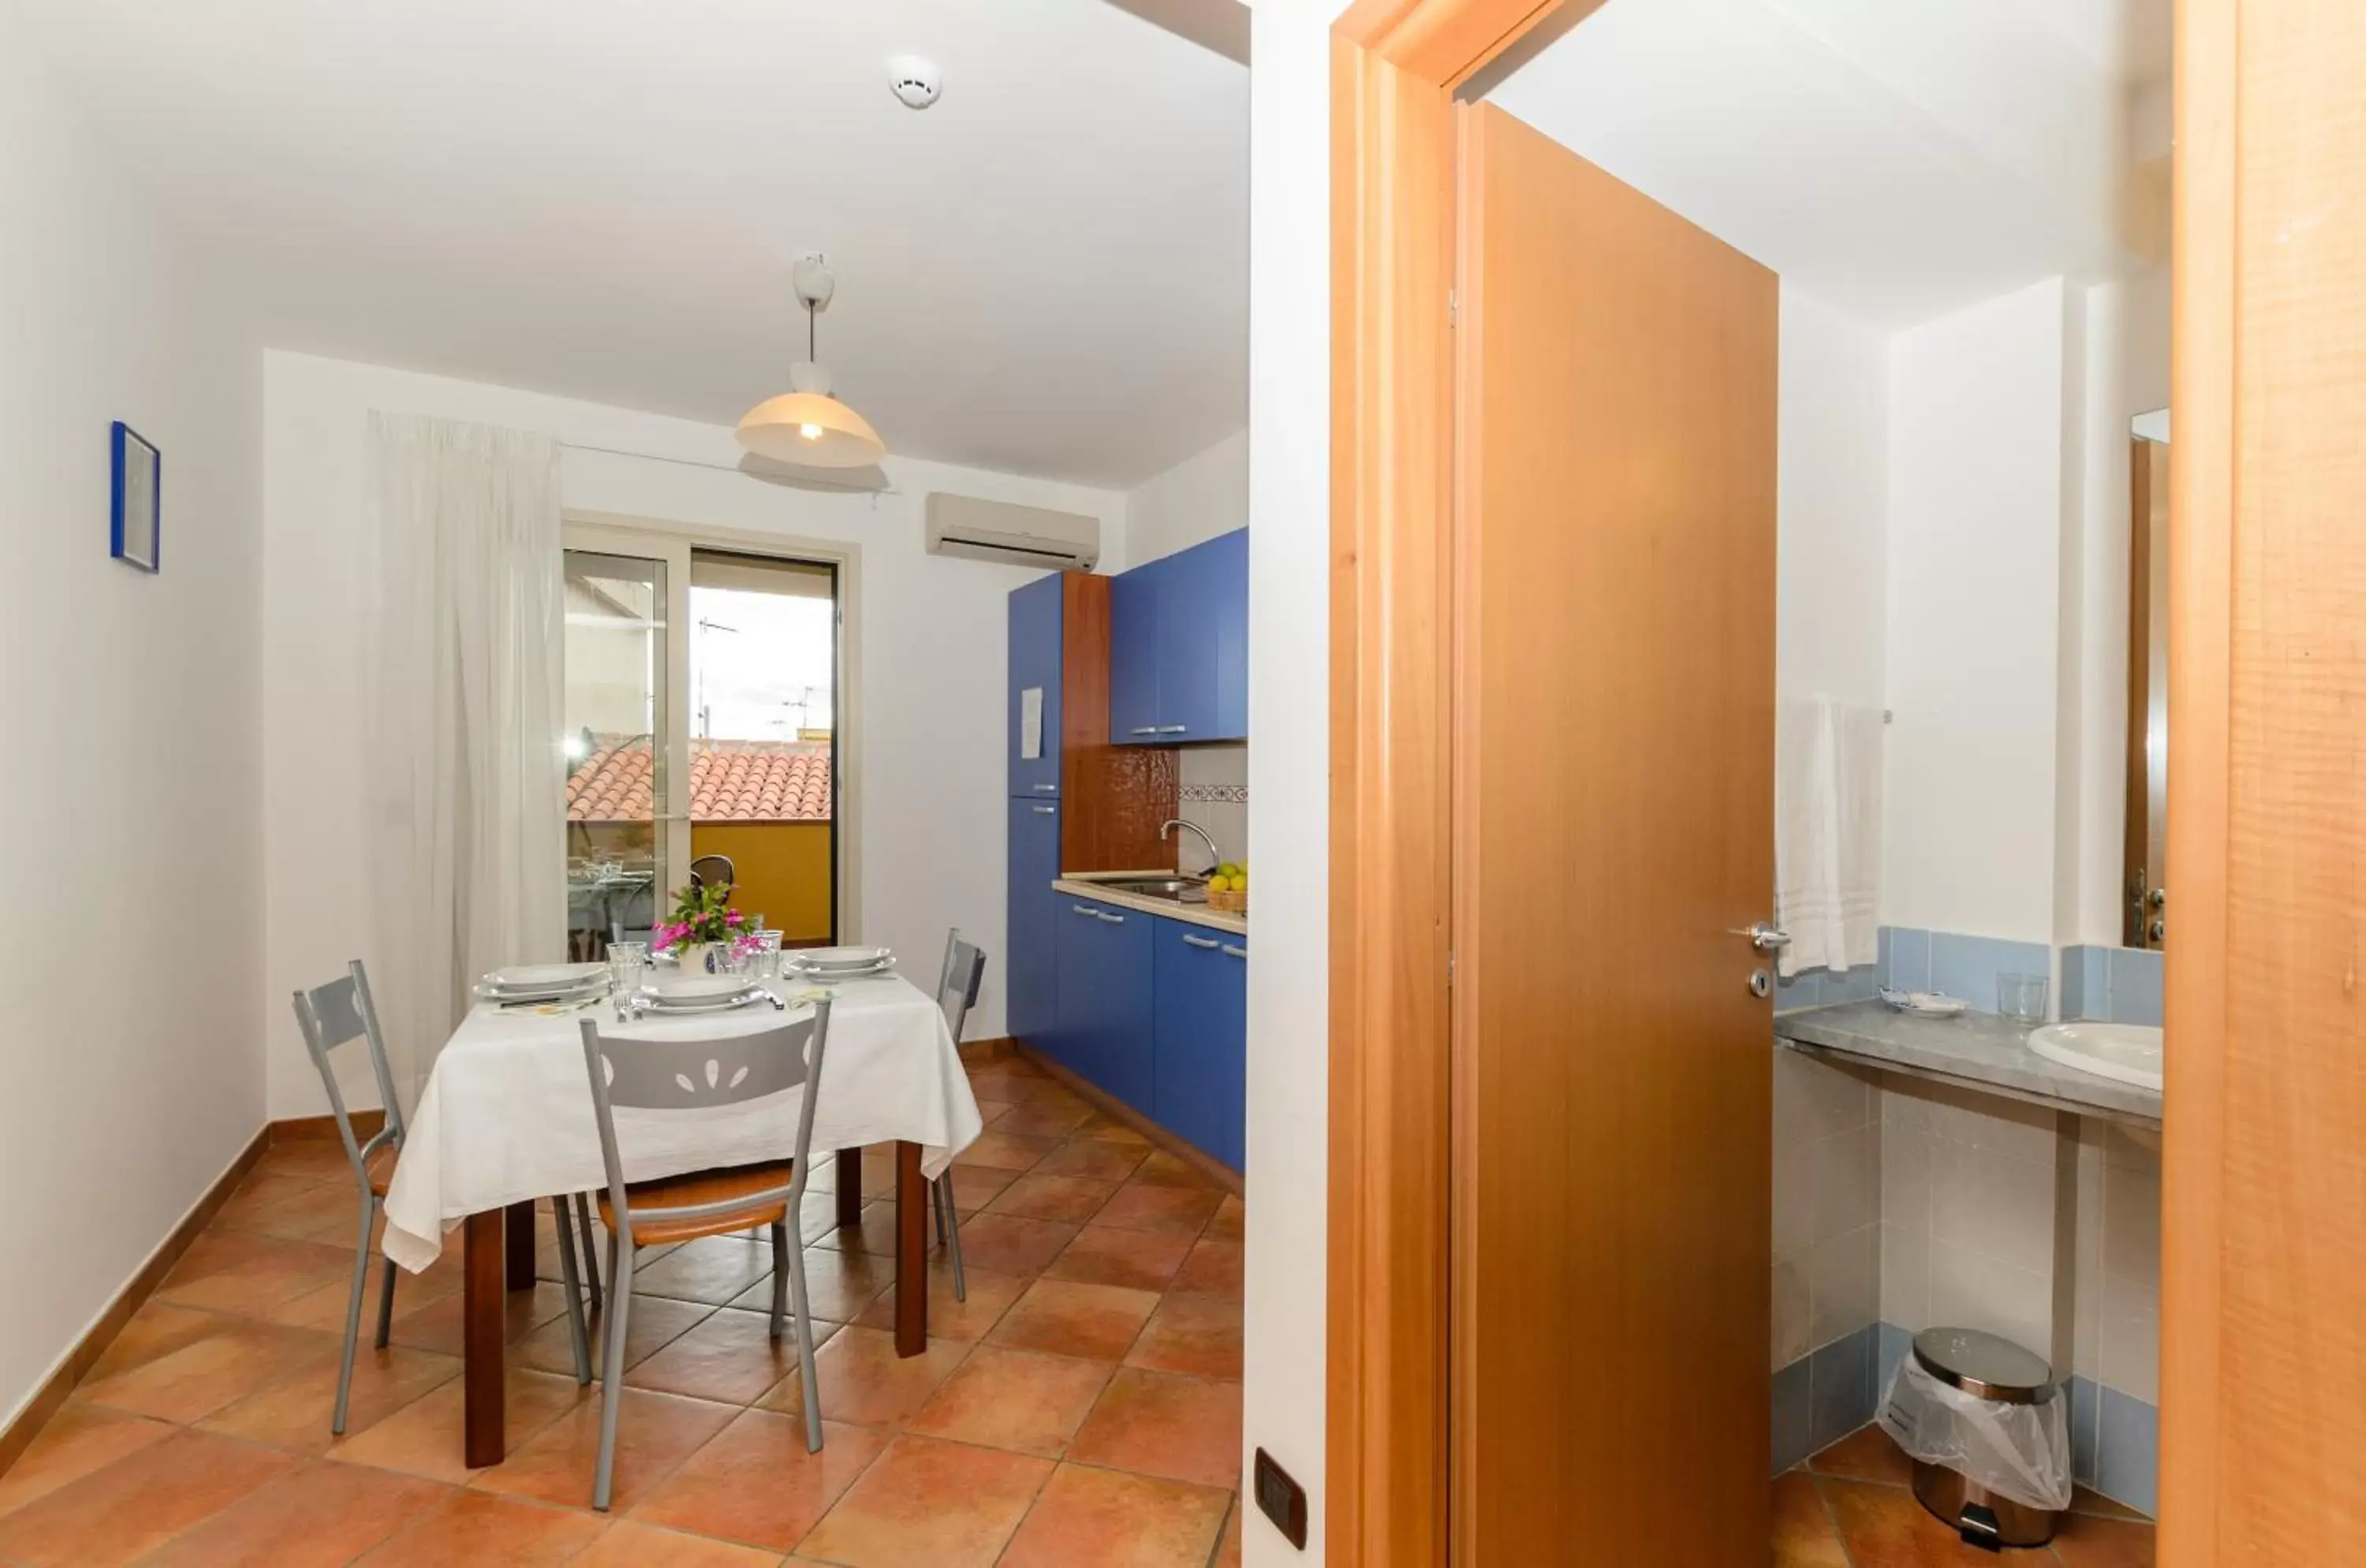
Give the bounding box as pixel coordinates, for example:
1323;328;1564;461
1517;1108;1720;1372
1072;905;1101;917
1181;933;1220;950
1156;725;1189;734
1032;805;1057;815
1097;912;1126;924
1220;944;1248;959
1129;726;1159;737
1032;784;1058;793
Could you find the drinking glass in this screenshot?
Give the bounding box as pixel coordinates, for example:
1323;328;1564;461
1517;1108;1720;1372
608;941;649;1000
1998;973;2049;1027
752;929;786;980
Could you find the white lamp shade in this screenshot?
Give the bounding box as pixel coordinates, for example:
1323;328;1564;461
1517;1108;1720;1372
734;391;886;469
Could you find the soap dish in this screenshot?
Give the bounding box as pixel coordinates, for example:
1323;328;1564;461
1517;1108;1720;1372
1880;987;1968;1018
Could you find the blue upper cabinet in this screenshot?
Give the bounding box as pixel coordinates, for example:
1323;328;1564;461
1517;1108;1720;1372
1109;528;1248;745
1109;566;1163;743
1007;573;1064;797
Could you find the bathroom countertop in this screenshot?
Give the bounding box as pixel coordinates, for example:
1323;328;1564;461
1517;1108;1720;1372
1051;875;1249;936
1776;999;2163;1129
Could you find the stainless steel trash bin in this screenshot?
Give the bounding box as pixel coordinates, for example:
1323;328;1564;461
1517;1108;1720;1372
1907;1327;2065;1550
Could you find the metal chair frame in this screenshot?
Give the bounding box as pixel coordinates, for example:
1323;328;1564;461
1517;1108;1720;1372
569;1002;834;1509
931;930;988;1301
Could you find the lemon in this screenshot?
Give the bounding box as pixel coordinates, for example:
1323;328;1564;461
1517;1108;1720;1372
1217;861;1243;879
1207;875;1232;893
1230;870;1247;890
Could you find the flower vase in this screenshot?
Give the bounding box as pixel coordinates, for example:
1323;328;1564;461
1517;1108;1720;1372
667;941;718;976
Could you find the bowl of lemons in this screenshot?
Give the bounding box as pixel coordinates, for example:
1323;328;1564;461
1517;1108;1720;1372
1203;861;1248;914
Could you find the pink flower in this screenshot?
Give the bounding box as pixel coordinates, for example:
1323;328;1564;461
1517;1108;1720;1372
726;910;745;926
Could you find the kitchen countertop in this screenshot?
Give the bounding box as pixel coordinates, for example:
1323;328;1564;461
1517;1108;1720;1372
1776;999;2162;1129
1052;872;1248;936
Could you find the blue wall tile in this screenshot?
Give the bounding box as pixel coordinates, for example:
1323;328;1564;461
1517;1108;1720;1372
2062;946;2107;1021
1774;966;1823;1014
2096;1386;2159;1516
1876;1322;1913;1403
2107;946;2165;1027
1772;1355;1814;1475
1825;965;1879;1005
1883;927;1931;991
1809;1326;1876;1455
2068;1376;2101;1487
1928;931;2051;1014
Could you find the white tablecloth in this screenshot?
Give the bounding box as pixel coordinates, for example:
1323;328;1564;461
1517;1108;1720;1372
379;973;983;1274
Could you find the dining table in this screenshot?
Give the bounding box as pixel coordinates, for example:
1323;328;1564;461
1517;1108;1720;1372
379;966;983;1467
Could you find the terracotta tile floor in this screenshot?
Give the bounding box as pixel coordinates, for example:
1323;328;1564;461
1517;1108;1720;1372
1781;1425;2156;1567
0;1053;1246;1568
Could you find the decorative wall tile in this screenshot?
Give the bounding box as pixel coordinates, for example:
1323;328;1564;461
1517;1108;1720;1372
1928;931;2052;1014
2095;1384;2159;1515
1882;927;1931;992
1771;1355;1814;1476
2105;946;2164;1026
1808;1324;1877;1455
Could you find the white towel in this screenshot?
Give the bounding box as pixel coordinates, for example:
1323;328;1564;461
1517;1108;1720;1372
1775;695;1883;976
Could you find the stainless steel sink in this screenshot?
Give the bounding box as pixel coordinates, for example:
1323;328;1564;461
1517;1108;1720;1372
1093;876;1207;903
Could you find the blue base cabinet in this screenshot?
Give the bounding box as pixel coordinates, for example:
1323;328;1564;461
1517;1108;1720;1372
1152;920;1247;1172
1006;797;1062;1042
1053;896;1154;1108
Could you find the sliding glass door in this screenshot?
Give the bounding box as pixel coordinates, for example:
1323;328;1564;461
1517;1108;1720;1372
562;530;690;958
561;523;842;954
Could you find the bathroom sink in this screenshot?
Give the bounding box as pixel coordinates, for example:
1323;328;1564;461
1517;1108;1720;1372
2027;1021;2163;1092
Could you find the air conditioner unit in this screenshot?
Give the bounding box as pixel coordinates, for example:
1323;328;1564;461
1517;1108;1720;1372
924;493;1100;571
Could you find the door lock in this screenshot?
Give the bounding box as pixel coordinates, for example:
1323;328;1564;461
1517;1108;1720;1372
1748;969;1773;999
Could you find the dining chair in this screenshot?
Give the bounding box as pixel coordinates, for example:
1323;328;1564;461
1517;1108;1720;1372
569;1001;835;1508
296;962;607;1424
289;961;409;1436
931;930;988;1302
688;853;736;891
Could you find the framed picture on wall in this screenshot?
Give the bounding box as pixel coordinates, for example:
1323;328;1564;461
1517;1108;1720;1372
111;420;160;572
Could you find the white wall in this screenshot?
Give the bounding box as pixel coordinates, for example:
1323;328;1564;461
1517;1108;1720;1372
1125;427;1248;567
1243;1;1340;1562
1881;278;2069;943
1778;286;1891;708
0;17;265;1429
261;351;1125;1118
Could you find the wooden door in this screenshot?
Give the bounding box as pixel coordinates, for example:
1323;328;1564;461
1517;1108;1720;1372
1451;102;1776;1566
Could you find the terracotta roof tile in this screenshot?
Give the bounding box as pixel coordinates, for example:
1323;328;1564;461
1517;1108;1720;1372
565;736;831;823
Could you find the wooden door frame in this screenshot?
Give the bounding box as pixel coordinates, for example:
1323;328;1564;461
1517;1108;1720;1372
1327;4;1589;1562
1327;0;2318;1562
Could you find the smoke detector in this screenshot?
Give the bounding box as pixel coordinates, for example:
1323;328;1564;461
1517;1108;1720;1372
888;55;942;109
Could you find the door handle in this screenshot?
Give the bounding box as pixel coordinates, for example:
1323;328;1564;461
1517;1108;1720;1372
1097;912;1126;924
1032;805;1057;815
1220;944;1248;959
1032;784;1058;793
1129;726;1159;737
1157;725;1189;734
1181;933;1221;950
1072;905;1101;917
1731;922;1790;953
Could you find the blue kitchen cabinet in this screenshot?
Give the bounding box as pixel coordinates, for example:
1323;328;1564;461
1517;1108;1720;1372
1153;918;1248;1171
1108;528;1248;745
1006;797;1062;1043
1054;896;1154;1107
1008;573;1064;798
1108;563;1163;743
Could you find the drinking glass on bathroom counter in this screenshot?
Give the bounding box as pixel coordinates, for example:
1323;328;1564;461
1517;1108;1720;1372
1997;973;2049;1028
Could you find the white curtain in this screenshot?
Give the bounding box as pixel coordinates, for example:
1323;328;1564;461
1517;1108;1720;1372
362;413;565;1108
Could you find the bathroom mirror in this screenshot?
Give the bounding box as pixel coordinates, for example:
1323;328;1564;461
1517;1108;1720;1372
2125;409;2169;949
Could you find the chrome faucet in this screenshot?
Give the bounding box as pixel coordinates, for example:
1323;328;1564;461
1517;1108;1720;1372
1161;818;1220;875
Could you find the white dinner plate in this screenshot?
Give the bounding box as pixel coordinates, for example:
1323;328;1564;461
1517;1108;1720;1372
633;985;768;1014
484;963;607;991
788;956;894;980
643;974;752;1002
793;946;894;969
475;978;607;1005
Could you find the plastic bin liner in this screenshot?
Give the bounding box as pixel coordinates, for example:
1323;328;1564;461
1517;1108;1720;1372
1876;1350;2073;1512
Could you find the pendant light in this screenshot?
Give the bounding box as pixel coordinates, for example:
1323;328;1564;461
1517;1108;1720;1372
735;254;886;469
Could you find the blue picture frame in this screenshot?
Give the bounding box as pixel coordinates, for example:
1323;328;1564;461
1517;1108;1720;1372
111;420;160;572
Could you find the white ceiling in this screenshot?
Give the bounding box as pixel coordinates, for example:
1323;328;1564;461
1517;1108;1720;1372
1488;0;2165;330
12;0;1248;487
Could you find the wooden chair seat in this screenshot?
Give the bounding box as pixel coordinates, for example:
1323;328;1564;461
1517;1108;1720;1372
365;1141;400;1197
596;1162;798;1246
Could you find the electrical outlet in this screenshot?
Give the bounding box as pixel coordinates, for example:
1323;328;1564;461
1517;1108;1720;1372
1253;1447;1308;1549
